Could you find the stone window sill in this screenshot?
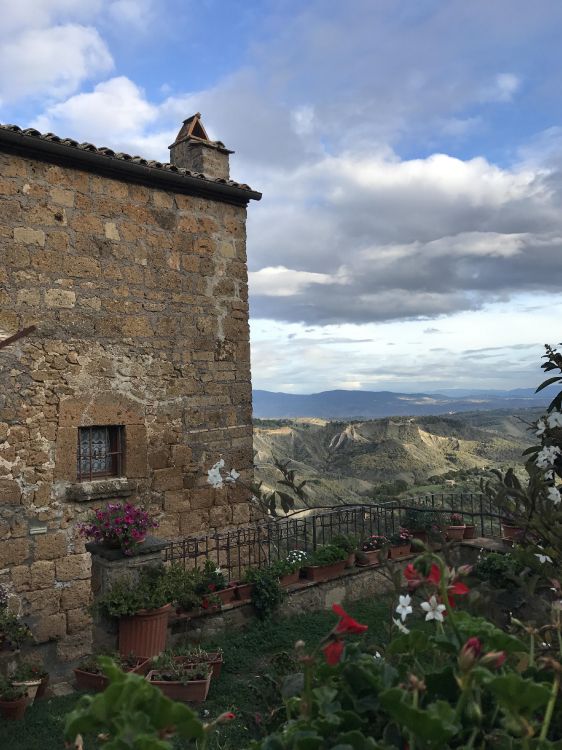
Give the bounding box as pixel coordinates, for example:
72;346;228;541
64;477;133;503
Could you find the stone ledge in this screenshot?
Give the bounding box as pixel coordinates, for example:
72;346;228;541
64;477;133;503
86;535;167;561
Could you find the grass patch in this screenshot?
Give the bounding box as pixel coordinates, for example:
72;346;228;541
0;595;392;750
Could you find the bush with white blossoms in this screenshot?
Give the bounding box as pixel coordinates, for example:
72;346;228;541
483;342;562;568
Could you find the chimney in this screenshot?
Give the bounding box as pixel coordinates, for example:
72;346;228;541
168;113;233;180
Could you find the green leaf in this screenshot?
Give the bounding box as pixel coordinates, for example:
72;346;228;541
536;376;562;393
487;673;551;713
380;689;460;747
387;630;429;656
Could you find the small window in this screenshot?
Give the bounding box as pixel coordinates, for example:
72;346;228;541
77;426;124;481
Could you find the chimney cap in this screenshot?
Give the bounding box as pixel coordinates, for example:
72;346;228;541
169;113;233;153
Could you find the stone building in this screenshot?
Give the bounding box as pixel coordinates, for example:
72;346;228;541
0;114;260;664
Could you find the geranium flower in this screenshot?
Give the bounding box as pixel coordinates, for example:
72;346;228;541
395;594;413;622
458;637;482;670
217;712;235;723
404;562;441;588
421;595;446;623
332;604;368;634
323;639;345;665
447;580;470;607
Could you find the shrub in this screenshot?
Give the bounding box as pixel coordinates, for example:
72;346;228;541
331;533;359;554
389;529;411;547
308;544;348;567
94;566;170;618
400;507;442;532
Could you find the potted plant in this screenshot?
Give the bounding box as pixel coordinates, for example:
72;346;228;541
304;544;348;581
146;657;211;703
237;569;259;602
11;663;42;703
388;530;412;559
193;560;237;605
400;508;441;544
501;512;525;542
164;645;224;679
95;566;172;658
463;517;477;539
0;676;28;721
268;550;307;586
332;534;359;568
74;653;150;692
446;512;466;542
356;535;388;566
78;502;158;556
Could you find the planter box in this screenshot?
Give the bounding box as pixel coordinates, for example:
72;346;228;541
279;571;300;586
0;695;28;721
235;583;255;602
174;652;223;679
146;669;211;703
119;604;171;658
216;587;237;605
463;524;476;540
304;560;347;581
356;550;383;567
408;530;428;544
74;658;150;692
389;544;411;560
446;525;466;542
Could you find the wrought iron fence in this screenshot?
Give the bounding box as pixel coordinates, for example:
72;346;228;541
163;492;502;581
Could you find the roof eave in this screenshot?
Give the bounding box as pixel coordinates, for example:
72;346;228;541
0;127;261;207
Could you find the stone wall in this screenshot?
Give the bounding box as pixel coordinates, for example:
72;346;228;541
0;147;254;667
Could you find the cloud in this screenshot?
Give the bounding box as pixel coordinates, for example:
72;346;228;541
479;73;521;103
32;77;162;147
0;24;113;103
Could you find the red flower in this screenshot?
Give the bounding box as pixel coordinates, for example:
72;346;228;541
447;580;470;607
208;583;216;592
427;564;441;585
218;712;235;723
323;639;345;665
201;598;209;609
404;562;441;588
332;604;368;634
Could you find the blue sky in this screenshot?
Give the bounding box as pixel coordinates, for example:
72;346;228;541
2;0;562;393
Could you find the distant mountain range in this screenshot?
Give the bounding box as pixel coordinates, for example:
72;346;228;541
252;388;553;419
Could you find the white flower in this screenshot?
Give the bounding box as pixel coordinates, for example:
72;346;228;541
374;651;382;659
395;594;413;623
392;617;410;634
536;446;561;469
547;486;561;505
535;553;553;564
224;468;240;483
547;411;562;429
420;595;446;623
536;419;547;437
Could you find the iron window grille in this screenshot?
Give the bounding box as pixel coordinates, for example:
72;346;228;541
77;425;124;481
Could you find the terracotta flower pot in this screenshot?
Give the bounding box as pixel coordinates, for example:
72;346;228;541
345;552;356;568
216;587;237;605
119;604;171;658
74;668;109;692
502;524;524;542
409;530;428;544
446;525;466;542
146;670;211;703
463;524;476;540
389;544;411;559
74;658;150;692
0;695;28;720
279;571;300;586
356;549;383;567
304;560;347;581
35;674;50;699
235;583;255;602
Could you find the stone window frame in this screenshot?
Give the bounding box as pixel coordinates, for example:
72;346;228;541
55;393;147;503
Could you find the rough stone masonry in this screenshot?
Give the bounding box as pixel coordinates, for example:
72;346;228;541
0;114;261;667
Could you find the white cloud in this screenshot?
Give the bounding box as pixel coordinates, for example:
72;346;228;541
249;266;344;297
480;73;521;104
32;77;159;147
0;24;113;103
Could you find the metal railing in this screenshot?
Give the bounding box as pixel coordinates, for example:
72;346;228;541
163;493;502;580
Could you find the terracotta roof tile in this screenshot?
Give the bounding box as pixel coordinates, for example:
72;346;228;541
0;123;256;194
